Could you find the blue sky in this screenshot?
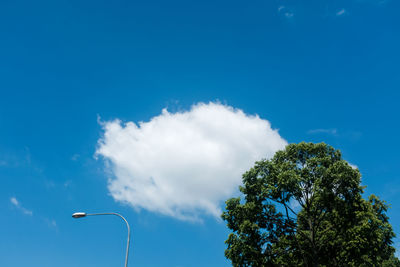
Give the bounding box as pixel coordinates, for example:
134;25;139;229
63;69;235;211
1;0;399;266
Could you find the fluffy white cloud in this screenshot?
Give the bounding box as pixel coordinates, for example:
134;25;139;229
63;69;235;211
96;102;287;221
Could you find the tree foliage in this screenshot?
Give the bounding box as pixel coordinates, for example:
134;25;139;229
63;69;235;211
222;142;398;267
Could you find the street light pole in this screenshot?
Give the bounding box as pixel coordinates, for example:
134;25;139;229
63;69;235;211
72;212;131;267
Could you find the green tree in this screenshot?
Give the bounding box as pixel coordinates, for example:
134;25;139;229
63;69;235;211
222;142;398;267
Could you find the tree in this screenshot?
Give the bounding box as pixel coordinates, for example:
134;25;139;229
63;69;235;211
222;142;398;267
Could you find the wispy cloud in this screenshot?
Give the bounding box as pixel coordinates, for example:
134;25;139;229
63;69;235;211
285;12;294;18
336;8;347;16
356;0;389;5
44;179;56;189
276;0;387;20
307;128;338;135
44;218;58;230
96;102;287;222
49;220;57;228
278;6;294;19
10;197;33;216
64;180;72;188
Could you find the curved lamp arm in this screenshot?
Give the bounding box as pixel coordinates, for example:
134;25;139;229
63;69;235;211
72;212;131;267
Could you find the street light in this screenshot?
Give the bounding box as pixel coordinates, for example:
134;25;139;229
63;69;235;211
72;212;131;267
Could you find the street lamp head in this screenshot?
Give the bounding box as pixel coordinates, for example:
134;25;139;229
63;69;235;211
72;212;87;218
71;211;130;267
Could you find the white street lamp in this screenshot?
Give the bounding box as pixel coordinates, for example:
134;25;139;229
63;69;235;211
72;212;131;267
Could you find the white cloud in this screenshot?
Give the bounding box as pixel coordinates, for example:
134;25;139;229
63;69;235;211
10;197;33;216
348;163;358;170
308;128;338;135
278;5;294;19
356;0;389;5
64;180;72;188
10;197;19;206
96;102;287;221
336;9;347;16
44;218;58;229
285;12;294;18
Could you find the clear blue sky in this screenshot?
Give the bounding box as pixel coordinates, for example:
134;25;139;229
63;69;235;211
1;0;399;266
